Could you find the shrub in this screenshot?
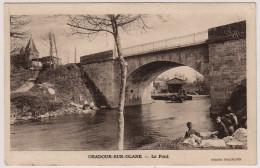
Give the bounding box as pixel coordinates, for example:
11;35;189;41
11;92;63;116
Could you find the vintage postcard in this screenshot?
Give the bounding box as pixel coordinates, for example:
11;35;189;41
4;2;256;166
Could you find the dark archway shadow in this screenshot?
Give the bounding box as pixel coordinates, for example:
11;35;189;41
78;65;110;108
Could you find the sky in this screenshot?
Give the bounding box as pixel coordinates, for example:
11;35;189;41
21;12;246;82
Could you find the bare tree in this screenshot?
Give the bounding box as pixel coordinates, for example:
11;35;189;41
193;75;210;95
10;15;31;54
41;32;59;57
48;32;54;56
41;32;60;68
174;73;188;81
53;33;58;58
67;14;149;150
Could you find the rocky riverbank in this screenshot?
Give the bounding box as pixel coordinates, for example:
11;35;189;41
10;102;98;124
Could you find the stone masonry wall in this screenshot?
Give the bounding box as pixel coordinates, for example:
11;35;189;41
81;60;121;108
209;38;246;113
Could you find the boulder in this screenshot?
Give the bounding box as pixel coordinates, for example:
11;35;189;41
48;88;55;95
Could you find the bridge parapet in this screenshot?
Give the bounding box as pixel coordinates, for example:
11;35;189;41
80;50;113;64
123;30;208;57
80;31;208;64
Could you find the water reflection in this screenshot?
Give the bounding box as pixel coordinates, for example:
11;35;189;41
11;98;214;150
124;105;161;149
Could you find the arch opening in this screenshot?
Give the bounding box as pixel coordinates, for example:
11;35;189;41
125;61;208;106
126;61;183;106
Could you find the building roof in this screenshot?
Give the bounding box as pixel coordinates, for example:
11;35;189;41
25;38;39;54
40;56;61;60
32;56;61;61
165;78;186;85
20;47;25;54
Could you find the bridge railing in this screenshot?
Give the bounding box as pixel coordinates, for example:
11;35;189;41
122;30;208;57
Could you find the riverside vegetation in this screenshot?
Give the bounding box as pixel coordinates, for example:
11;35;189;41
10;64;97;124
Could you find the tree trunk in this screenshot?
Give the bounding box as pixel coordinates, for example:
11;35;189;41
114;33;127;151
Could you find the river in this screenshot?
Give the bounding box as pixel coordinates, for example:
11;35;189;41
11;97;215;150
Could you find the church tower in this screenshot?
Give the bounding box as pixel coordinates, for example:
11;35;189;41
24;37;39;62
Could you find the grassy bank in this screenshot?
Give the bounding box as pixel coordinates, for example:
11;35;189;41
10;64;96;122
37;63;94;105
139;138;197;150
11;90;63;117
10;67;34;91
138;137;235;150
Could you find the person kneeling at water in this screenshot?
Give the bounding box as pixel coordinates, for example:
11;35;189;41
211;116;229;139
184;122;202;145
184;122;200;138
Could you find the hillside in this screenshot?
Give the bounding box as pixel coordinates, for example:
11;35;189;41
10;64;100;122
10;67;34;91
37;63;94;106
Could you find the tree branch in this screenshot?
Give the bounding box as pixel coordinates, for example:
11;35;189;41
67;22;113;34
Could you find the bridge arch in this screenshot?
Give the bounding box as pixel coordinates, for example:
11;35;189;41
125;60;207;106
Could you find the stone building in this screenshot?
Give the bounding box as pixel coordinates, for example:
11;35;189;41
24;38;39;61
20;37;61;70
19;37;40;69
20;46;25;55
35;56;62;69
165;78;186;93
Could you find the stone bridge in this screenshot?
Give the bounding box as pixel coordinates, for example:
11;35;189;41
80;21;246;112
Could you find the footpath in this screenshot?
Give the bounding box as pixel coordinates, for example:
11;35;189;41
11;78;36;93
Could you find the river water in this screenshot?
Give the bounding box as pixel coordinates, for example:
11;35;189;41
11;97;215;150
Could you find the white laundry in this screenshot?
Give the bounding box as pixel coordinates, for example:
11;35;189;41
200;139;226;148
233;128;247;142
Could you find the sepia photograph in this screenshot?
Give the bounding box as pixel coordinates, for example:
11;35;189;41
4;2;256;166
